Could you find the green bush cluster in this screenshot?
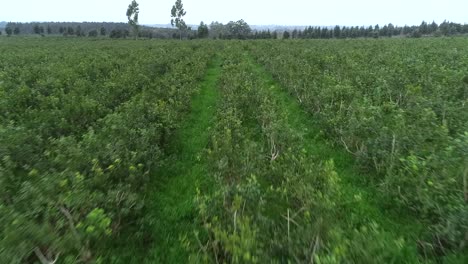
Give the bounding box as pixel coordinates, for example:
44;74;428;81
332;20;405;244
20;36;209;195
0;39;213;263
248;38;468;257
190;45;419;262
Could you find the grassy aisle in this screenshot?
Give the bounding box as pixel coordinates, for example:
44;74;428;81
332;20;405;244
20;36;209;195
245;53;425;248
145;57;221;263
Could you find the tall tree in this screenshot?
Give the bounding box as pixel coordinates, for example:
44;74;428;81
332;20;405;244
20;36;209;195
429;21;438;34
67;26;74;36
334;25;341;38
226;19;251;39
272;30;278;39
5;27;12;36
171;0;187;40
367;25;374;37
374;24;380;37
33;24;41;34
126;0;140;39
439;20;449;36
388;23;395;37
209;21;225;39
76;25;83;37
197;21;209;38
292;29;298;39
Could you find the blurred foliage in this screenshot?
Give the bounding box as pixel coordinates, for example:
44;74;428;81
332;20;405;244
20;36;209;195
0;38;213;262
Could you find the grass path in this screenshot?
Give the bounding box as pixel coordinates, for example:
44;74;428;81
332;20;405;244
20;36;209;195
145;57;221;263
245;53;426;248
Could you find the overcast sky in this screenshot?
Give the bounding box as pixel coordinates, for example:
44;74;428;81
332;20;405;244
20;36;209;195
1;0;467;26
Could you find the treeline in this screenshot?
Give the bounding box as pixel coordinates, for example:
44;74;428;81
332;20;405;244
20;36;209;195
2;20;468;40
281;20;468;39
3;22;178;39
210;20;468;39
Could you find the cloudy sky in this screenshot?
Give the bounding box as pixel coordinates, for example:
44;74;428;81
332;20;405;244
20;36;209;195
1;0;467;26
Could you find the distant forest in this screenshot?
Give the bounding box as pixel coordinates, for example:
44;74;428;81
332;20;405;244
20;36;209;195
1;22;177;39
284;21;468;39
0;20;467;39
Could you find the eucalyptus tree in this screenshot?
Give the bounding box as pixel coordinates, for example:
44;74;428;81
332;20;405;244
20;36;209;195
126;0;140;39
171;0;187;40
198;21;209;38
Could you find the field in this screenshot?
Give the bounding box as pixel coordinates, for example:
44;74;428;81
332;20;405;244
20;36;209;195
0;37;466;263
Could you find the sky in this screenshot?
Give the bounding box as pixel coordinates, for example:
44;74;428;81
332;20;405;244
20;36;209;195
1;0;467;26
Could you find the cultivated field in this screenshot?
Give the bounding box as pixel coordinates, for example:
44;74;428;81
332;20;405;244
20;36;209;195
0;37;466;263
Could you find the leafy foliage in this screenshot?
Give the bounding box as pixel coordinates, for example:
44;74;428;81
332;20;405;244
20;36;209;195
1;37;467;263
0;38;213;263
171;0;188;39
126;0;140;39
248;38;468;259
188;45;423;263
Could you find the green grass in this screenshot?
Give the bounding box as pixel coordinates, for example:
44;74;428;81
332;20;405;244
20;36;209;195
244;52;426;247
144;56;222;263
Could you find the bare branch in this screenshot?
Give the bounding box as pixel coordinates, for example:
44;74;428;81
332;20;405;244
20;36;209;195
463;165;467;203
340;137;358;156
59;206;81;242
311;234;320;264
270;134;280;161
34;248;60;264
233;210;237;233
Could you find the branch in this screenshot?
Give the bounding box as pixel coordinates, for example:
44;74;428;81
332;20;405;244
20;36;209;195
270;134;280;161
340;137;358;156
59;206;81;242
311;234;320;264
34;248;60;264
233;210;237;233
463;165;467;203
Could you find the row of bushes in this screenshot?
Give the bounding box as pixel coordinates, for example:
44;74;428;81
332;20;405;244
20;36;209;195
248;38;468;259
0;39;213;263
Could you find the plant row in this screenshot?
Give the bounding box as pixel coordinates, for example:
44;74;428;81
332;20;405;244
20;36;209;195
247;38;468;258
0;39;214;263
190;45;418;263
